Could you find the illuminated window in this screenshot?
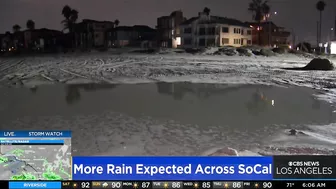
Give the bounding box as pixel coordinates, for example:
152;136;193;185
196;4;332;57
331;42;336;54
176;37;181;45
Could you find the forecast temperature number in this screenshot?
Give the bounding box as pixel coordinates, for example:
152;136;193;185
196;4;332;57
54;181;336;189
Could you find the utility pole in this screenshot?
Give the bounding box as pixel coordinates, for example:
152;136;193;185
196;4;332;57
334;8;336;40
317;21;320;47
268;12;277;47
292;29;296;49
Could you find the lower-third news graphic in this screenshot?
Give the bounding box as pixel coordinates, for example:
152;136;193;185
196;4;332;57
2;156;336;188
0;131;72;180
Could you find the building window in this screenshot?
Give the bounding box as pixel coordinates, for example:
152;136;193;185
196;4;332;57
241;29;244;35
222;38;229;45
184;28;192;34
247;40;252;45
234;28;241;34
207;27;215;35
176;37;181;46
207;38;216;46
199;38;205;46
247;30;252;35
184;38;192;45
199;28;206;35
222;27;229;33
234;39;241;44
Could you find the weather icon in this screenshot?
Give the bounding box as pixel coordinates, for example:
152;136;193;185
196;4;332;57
102;182;109;188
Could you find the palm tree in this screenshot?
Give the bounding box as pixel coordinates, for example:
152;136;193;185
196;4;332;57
316;1;326;45
203;7;210;16
114;19;120;27
12;24;21;33
62;5;72;20
69;9;79;25
61;5;79;48
61;5;79;32
26;20;35;30
248;0;270;45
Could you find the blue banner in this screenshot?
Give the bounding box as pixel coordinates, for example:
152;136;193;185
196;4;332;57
9;181;61;189
0;131;71;138
0;140;64;144
72;157;273;180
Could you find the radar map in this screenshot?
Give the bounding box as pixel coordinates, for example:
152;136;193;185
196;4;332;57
0;131;72;180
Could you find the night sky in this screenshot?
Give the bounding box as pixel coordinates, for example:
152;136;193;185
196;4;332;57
1;0;335;45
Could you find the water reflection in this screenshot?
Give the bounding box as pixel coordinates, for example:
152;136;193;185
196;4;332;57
29;86;38;94
156;82;242;100
65;84;118;105
156;82;277;116
312;96;321;110
157;82;186;100
65;86;81;104
246;89;273;115
1;82;335;136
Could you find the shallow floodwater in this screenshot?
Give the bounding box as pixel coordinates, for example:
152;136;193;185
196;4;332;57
0;83;335;155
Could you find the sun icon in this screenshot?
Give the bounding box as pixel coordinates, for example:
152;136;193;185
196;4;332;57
133;183;138;189
254;183;259;188
164;183;169;188
194;183;199;188
224;183;229;188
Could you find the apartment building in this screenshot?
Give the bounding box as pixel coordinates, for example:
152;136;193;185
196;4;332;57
178;12;252;48
248;22;290;47
157;10;186;48
107;25;156;48
23;28;63;51
74;19;115;48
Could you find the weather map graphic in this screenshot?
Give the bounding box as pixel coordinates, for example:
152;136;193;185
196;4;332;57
0;131;72;180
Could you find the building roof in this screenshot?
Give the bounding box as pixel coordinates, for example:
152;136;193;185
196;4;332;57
24;28;62;33
110;25;156;32
247;21;278;28
82;19;114;24
158;10;183;19
209;16;250;27
180;15;250;27
180;17;198;25
170;10;182;17
113;26;133;31
132;25;156;32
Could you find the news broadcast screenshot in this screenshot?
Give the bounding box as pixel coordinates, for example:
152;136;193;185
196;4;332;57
1;0;336;188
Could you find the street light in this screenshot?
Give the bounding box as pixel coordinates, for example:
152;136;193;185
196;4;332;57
330;28;334;41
